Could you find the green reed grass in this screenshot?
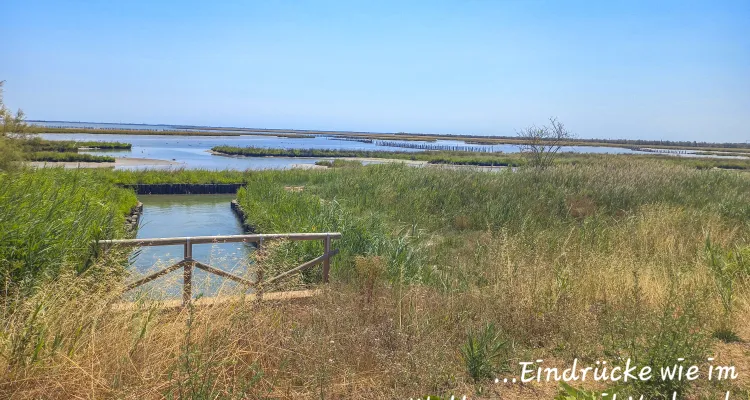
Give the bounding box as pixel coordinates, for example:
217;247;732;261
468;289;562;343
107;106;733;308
0;168;137;293
236;175;428;283
234;160;750;233
25;152;115;162
1;159;749;397
100;168;254;184
314;159;363;168
20;137;131;152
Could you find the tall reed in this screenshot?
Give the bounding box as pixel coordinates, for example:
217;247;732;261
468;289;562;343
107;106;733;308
0;168;136;294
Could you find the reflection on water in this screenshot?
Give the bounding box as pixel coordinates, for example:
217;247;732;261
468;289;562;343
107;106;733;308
129;194;253;299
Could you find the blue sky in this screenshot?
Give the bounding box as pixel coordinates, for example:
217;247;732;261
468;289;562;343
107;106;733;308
2;1;749;141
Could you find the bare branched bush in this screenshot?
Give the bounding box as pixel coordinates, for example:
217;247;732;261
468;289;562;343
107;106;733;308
517;117;575;168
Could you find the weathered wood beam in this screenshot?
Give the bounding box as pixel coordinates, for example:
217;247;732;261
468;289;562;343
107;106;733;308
265;249;339;286
123;260;188;292
193;260;255;287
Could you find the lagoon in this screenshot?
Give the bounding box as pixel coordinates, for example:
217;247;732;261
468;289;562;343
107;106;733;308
38;132;649;170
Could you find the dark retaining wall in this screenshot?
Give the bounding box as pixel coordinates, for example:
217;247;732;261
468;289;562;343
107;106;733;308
231;200;256;233
121;183;245;195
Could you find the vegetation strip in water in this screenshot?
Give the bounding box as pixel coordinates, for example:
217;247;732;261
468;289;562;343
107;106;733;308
26;152;116;162
212;145;750;170
27;125;244;136
20;138;131;151
28;125;309;138
212;145;524;167
14;137;130;163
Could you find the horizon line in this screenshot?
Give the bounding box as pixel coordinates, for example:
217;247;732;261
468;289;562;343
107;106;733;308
26;119;750;146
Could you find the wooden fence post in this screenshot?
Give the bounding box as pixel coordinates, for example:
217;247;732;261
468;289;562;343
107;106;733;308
256;237;264;303
183;237;193;306
322;234;331;283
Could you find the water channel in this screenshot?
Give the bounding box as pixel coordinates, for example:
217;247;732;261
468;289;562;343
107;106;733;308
129;194;253;299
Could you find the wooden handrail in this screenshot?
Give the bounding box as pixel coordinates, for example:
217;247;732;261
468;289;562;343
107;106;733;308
103;232;341;306
99;232;342;247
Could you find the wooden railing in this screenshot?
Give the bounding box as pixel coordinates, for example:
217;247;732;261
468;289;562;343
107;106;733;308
99;232;341;306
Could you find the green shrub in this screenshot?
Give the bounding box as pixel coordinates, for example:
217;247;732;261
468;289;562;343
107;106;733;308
705;238;750;336
0;137;23;171
460;323;509;382
555;382;599;400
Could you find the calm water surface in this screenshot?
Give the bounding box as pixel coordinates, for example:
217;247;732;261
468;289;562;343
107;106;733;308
39;133;427;170
38;132;649;170
36;122;745;167
130;194;252;298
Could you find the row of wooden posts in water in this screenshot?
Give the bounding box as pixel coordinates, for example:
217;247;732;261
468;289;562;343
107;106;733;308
325;136;503;153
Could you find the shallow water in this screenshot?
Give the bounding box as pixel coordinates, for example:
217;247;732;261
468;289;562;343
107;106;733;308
129;194;253;299
38;132;650;170
39;133;428;170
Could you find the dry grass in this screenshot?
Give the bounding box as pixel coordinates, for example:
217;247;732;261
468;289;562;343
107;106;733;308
2;162;750;399
3;206;748;398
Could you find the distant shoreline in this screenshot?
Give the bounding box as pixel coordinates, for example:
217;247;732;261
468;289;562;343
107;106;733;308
28;121;750;152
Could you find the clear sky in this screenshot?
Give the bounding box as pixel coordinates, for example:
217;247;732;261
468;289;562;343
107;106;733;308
2;0;749;141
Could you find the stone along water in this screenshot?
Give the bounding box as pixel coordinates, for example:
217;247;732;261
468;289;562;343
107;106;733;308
129;194;253;299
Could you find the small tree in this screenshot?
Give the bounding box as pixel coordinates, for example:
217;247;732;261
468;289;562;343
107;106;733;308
516;117;574;168
0;80;27;170
0;80;27;136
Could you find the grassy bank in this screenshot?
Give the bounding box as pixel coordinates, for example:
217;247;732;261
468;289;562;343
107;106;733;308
2;161;749;398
